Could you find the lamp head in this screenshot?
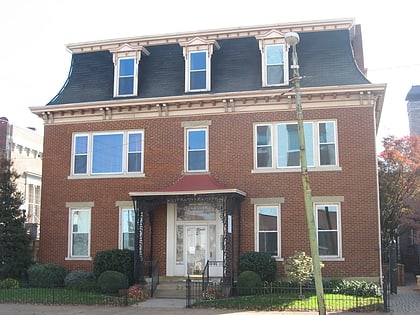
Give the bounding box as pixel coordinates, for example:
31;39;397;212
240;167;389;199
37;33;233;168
285;32;300;46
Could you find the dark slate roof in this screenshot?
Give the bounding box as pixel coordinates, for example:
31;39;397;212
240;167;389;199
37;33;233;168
406;85;420;101
48;29;370;106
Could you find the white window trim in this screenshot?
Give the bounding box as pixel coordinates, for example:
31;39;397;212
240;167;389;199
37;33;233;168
110;44;150;98
70;130;144;177
254;203;282;261
180;37;220;93
67;207;91;260
253;120;339;172
314;202;342;260
184;127;209;173
256;30;290;87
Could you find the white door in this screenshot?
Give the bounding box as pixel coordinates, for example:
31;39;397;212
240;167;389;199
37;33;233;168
186;226;207;275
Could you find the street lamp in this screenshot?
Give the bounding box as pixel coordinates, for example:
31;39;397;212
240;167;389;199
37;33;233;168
285;31;326;315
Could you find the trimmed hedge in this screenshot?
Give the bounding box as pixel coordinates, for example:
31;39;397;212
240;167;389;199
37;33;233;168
27;263;66;288
98;270;128;294
93;249;134;285
64;270;95;290
238;252;277;282
237;271;263;296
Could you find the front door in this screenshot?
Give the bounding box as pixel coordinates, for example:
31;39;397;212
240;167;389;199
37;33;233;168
186;226;207;275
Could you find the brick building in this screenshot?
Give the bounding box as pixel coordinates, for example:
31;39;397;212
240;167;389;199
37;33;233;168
30;18;386;283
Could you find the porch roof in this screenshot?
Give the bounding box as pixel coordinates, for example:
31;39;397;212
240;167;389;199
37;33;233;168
129;174;246;198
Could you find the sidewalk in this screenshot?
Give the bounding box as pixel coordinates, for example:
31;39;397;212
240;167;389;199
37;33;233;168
1;275;419;315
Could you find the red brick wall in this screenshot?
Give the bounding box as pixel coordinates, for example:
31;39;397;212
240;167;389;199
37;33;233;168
39;105;380;278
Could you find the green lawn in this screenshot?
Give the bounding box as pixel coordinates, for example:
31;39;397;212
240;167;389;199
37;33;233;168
195;293;383;312
0;288;126;306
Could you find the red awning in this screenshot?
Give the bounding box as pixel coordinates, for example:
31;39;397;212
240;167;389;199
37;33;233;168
129;174;246;197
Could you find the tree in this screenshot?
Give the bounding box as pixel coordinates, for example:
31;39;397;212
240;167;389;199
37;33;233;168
0;158;32;279
378;135;420;248
284;251;320;298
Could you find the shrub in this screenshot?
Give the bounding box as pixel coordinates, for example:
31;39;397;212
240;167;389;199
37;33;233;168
237;270;262;296
98;270;128;294
93;249;134;285
0;278;20;289
332;280;381;297
27;263;66;288
64;270;95;290
238;252;277;282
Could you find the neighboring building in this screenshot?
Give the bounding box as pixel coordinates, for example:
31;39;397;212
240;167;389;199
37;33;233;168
400;86;420;272
30;18;386;283
0;117;43;241
406;86;420;136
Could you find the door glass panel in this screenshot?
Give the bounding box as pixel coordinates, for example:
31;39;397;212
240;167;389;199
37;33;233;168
187;226;207;275
176;225;184;264
209;225;216;260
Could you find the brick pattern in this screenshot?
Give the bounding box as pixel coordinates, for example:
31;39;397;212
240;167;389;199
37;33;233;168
39;106;381;278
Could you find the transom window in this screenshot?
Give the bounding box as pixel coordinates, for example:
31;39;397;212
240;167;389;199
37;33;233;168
69;208;91;258
72;130;144;176
186;128;208;172
256;205;280;257
255;121;337;170
315;204;341;258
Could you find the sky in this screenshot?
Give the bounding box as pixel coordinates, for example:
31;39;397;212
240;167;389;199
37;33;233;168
0;1;418;150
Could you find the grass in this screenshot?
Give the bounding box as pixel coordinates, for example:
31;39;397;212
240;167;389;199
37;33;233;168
195;292;383;312
0;287;126;306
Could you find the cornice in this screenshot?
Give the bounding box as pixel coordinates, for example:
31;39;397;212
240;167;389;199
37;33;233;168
30;83;386;127
66;18;355;54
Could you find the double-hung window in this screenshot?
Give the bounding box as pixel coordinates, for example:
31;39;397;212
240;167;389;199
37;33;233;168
254;121;337;170
315;204;341;258
256;30;289;87
120;209;135;250
180;37;219;93
186;128;207;172
189;51;207;91
72;130;144;176
256;205;280;257
69;208;91;258
110;44;150;97
116;58;136;96
264;45;286;86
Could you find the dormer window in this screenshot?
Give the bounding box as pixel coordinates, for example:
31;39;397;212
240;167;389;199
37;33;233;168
180;38;220;93
256;30;290;87
110;44;150;97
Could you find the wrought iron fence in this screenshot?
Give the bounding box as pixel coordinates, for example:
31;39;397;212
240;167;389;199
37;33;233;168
0;286;128;306
186;280;384;312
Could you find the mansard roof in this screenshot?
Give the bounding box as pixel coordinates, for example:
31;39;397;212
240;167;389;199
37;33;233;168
48;19;370;106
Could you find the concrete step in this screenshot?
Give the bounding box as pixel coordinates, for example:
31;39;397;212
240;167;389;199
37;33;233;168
154;281;186;299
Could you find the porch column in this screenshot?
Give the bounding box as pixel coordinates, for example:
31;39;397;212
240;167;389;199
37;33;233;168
133;198;154;284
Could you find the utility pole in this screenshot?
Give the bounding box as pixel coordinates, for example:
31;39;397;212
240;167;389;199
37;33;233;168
285;32;326;315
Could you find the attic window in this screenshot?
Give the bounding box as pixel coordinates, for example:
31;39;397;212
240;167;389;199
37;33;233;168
180;37;220;93
256;30;290;87
110;44;150;97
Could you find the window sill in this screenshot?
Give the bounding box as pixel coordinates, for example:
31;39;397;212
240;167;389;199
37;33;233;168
65;256;92;261
68;173;146;180
320;257;345;262
252;166;342;174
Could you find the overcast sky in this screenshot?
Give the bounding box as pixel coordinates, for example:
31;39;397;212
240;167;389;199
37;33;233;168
1;0;418;150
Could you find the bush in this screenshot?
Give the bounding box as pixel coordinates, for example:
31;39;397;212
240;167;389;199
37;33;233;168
27;263;66;288
332;280;381;297
0;278;20;289
238;252;277;282
237;271;262;296
98;270;128;294
93;249;134;285
64;270;95;290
